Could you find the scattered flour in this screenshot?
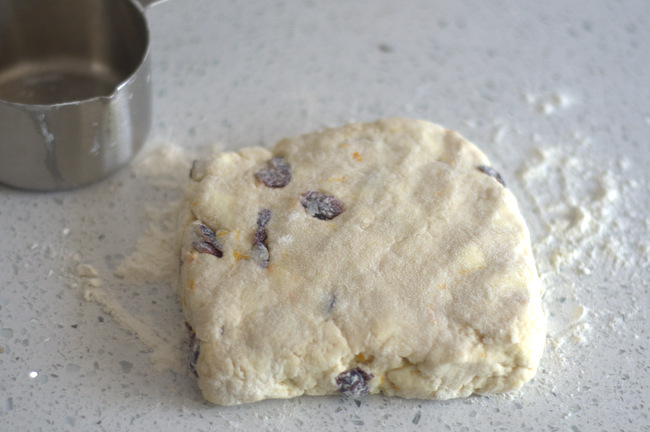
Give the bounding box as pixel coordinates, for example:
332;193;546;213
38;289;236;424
517;134;649;350
76;263;99;278
72;141;195;376
83;286;186;374
518;145;645;275
114;204;180;284
75;263;102;288
131;141;195;188
524;91;574;116
114;142;194;284
546;303;591;349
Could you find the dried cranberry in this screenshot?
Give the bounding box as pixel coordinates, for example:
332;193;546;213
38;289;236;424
477;165;506;187
301;191;344;220
328;294;337;312
251;242;270;268
185;322;200;377
336;367;373;397
257;208;271;229
255;157;292;188
189;160;209;181
252;209;271;268
192;223;223;258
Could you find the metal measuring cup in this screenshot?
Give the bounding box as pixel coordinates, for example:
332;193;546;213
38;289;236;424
0;0;165;191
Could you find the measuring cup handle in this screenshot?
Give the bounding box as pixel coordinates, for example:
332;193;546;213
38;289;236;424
136;0;170;11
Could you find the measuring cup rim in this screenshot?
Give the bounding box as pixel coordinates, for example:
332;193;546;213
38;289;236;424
0;0;153;109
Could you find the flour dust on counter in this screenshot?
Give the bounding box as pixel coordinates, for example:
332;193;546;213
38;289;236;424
66;141;198;376
523;90;575;117
114;142;198;283
515;128;649;363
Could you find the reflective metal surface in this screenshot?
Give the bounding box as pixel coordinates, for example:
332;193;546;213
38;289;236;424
0;0;160;190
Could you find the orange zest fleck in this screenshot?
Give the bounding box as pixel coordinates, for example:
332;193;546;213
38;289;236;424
355;353;366;363
186;251;198;264
188;280;195;291
352;151;363;162
233;251;249;261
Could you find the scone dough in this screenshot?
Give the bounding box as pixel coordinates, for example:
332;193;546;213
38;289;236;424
176;118;546;405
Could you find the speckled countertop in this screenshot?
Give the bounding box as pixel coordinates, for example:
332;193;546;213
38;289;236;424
1;1;649;430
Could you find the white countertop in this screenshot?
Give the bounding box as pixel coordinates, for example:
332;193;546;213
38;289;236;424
1;0;649;430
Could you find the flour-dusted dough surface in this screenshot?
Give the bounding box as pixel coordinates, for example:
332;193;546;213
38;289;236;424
176;118;546;405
